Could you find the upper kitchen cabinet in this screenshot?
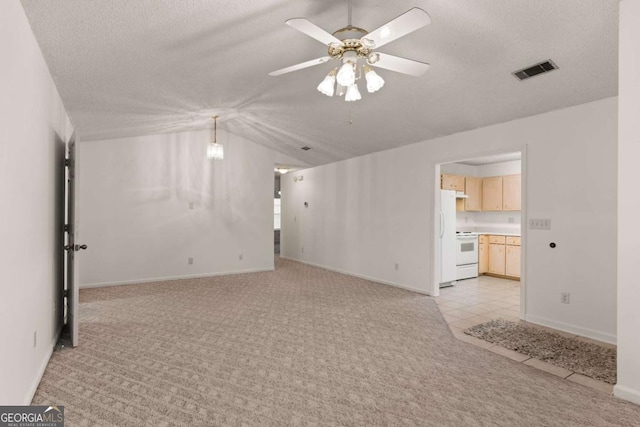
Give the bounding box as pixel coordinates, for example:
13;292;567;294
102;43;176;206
482;177;503;211
503;174;521;211
464;177;482;211
441;174;465;192
482;174;522;211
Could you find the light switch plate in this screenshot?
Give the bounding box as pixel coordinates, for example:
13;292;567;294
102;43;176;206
529;218;551;230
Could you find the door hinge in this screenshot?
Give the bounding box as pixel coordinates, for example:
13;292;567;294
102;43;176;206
64;158;71;167
63;290;68;298
63;224;69;232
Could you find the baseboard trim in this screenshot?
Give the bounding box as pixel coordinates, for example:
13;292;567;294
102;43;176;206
24;325;62;405
524;314;616;345
80;267;275;289
481;273;520;282
279;256;433;296
614;384;640;405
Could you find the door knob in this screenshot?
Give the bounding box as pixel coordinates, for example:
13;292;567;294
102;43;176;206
75;244;88;251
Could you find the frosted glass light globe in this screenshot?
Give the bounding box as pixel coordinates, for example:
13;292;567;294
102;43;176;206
365;69;385;93
207;142;224;160
316;74;335;97
344;84;362;102
336;62;356;86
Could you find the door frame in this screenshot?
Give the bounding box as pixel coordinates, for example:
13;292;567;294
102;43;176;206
432;145;528;321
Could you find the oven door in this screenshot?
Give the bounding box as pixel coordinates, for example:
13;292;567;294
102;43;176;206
456;237;478;266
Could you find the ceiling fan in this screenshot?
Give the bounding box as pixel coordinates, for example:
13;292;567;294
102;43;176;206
269;3;431;101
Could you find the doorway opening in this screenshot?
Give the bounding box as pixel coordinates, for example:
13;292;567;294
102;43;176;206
434;150;525;332
274;169;282;255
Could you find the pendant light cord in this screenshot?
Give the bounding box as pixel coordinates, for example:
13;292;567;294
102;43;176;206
347;0;352;26
211;115;218;143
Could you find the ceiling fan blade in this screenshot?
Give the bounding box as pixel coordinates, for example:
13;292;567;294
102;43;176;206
286;18;342;46
364;8;431;49
369;53;430;76
269;56;332;76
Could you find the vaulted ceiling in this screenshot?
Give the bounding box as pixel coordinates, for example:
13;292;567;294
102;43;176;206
21;0;619;166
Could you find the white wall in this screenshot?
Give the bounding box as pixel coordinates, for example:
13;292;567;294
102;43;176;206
0;2;73;404
616;0;640;405
282;97;618;343
440;159;521;177
477;160;521;177
77;129;278;286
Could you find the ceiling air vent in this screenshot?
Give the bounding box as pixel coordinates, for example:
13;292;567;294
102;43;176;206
301;146;311;151
513;60;558;81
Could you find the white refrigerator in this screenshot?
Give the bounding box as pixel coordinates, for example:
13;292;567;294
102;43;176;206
440;190;457;287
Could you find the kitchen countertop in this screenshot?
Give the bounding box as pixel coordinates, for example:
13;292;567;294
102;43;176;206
476;231;521;237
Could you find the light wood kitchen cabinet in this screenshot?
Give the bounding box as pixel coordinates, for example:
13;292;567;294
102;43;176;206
482;177;503;211
503;174;521;211
488;243;506;275
441;174;465;192
464;177;482;211
485;234;521;279
489;235;506;244
506;236;521;246
506;244;521;277
478;241;489;274
480;174;521;211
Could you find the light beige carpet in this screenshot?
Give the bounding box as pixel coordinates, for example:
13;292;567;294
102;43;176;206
33;258;640;426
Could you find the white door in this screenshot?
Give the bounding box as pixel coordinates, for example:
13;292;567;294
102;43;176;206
65;134;84;347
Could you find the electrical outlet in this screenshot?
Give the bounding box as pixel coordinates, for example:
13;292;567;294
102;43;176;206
188;257;194;265
394;263;399;271
508;217;515;224
561;292;570;304
238;253;243;260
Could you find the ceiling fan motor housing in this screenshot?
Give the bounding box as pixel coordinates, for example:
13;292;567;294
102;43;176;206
328;25;375;61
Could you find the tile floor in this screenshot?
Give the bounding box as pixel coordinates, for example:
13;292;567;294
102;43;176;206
436;274;615;394
437;275;521;333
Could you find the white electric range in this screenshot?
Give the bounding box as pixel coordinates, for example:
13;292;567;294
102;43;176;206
456;232;479;280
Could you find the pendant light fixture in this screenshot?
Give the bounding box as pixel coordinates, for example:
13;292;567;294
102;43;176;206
207;115;223;160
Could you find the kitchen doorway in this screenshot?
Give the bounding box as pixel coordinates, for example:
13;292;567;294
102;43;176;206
274;170;281;255
434;150;526;331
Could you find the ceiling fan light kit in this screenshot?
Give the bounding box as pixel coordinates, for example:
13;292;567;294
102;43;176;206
317;69;337;96
345;83;362;102
336;58;357;86
364;66;385;93
269;6;431;102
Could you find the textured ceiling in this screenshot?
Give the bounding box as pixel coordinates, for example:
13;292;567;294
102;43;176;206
21;0;619;166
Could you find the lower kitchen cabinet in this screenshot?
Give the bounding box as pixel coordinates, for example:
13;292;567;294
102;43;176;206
488;243;506;275
506;244;521;277
478;236;489;274
483;235;521;280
